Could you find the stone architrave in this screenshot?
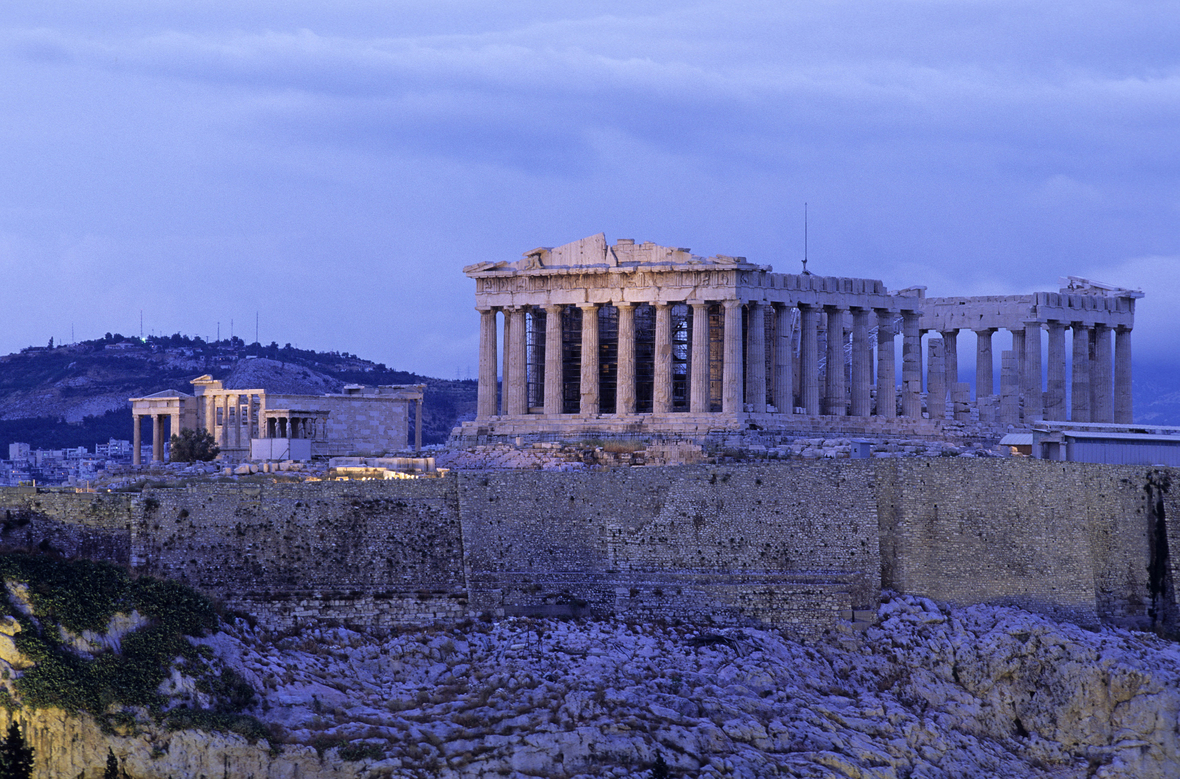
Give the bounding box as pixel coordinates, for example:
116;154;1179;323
1045;322;1067;421
653;304;672;413
1114;327;1133;423
722;301;743;414
1023;321;1042;421
876;310;896;418
579;304;600;415
746;302;767;413
1091;324;1113;423
1071;323;1090;423
975;328;994;399
901;312;922;418
543;305;564;415
825;307;846;416
851;308;872;417
800;305;820;416
690;303;710;413
617;303;637;415
773;304;794;414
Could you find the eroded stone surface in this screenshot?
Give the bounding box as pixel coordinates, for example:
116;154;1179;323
6;595;1178;778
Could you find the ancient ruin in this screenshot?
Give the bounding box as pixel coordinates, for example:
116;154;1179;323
457;233;1141;442
130;376;425;464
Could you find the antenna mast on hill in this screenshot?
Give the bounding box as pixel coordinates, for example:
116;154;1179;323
140;310;143;339
255;312;259;344
801;203;811;276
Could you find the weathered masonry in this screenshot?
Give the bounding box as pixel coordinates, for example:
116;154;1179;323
1;459;1177;637
458;234;1141;440
130;376;426;464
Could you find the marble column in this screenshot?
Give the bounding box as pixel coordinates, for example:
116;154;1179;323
722;301;744;414
506;308;528;416
800;305;820;416
132;413;142;466
876;310;896;418
415;399;423;451
500;311;513;416
234;394;242;450
151;414;162;462
1071;323;1090;423
825;306;847;416
205;395;216;437
543;305;564;415
690;302;710;413
1115;326;1133;423
1010;330;1026;411
746;302;767;413
653;304;672;413
942;330;959;389
1023;321;1043;421
974;328;995;399
1091;324;1113;423
617;303;637;415
773;305;794;414
927;338;946;420
477;308;498;419
1000;350;1020;424
579;304;600;415
1044;322;1067;421
850;308;872;417
902;312;922;418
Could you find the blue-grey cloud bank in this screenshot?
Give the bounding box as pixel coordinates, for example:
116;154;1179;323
2;1;1178;384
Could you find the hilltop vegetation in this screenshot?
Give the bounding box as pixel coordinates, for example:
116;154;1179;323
0;334;475;450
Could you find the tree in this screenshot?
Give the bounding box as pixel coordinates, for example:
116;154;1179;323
0;721;34;779
103;748;119;779
650;752;670;779
169;428;220;462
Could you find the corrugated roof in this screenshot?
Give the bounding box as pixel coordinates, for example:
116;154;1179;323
1000;434;1033;446
1063;431;1180;444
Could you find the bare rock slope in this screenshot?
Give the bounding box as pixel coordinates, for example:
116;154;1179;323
7;594;1180;778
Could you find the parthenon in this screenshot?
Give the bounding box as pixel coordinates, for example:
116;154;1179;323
458;233;1141;441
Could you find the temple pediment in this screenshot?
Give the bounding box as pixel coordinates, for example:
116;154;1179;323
464;233;757;276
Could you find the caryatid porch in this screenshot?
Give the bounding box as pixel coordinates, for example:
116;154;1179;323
464;234;926;436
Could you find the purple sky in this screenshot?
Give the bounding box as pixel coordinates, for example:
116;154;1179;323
2;1;1177;380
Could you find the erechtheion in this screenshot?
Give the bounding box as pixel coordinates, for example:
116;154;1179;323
130;377;425;464
457;233;1141;441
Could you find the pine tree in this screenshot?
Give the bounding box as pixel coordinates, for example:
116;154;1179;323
103;748;120;779
650;751;670;779
0;722;34;779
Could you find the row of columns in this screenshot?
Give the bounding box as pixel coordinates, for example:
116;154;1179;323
131;411;180;465
477;302;928;420
968;322;1131;423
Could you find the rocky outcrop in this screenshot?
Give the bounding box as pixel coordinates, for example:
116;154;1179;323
5;594;1178;778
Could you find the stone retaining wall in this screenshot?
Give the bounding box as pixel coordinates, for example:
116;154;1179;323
2;460;1178;635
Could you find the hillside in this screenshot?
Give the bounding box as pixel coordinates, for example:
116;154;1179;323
2;569;1178;777
0;334;476;449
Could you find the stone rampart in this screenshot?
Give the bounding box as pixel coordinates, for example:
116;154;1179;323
1;461;1177;635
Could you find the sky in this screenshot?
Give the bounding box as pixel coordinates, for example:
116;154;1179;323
2;1;1178;382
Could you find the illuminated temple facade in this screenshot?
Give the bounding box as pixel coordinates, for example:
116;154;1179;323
456;233;1141;441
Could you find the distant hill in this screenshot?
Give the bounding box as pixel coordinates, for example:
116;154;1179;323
0;334;476;450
